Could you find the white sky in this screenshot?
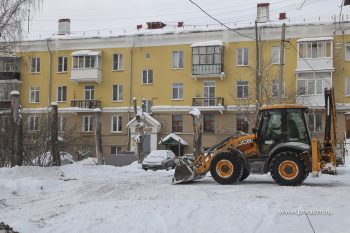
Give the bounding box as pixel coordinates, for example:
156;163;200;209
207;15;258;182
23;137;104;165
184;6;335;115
26;0;350;38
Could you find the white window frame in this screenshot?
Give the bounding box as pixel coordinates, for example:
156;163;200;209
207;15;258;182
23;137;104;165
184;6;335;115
83;115;93;132
30;57;40;73
142;69;153;84
236;48;248;66
111;146;121;155
85;86;94;100
57;86;67;102
271;46;280;64
112;85;123;102
297;77;328;96
111;115;122;133
29;87;40;103
298;41;332;59
236;81;249;99
346;43;350;61
172;51;184;69
28;116;39;132
308;112;322;133
272;80;285;97
4;62;16;72
172;83;183;100
72;56;97;69
57;56;68;73
113;54;124;71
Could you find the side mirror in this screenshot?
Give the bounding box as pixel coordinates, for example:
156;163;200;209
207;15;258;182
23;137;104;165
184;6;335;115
252;128;257;134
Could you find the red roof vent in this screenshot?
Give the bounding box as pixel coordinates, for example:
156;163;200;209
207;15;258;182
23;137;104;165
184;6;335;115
147;22;166;29
279;12;287;20
178;21;184;27
137;24;143;30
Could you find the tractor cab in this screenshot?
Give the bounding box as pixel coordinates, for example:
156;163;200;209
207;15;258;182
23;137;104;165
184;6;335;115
255;105;311;158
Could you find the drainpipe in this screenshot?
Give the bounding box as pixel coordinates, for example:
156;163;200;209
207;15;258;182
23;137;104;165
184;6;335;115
127;36;137;151
46;39;52;111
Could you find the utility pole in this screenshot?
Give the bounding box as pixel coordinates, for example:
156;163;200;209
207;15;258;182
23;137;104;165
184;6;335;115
278;23;286;103
51;102;60;166
10;91;23;167
255;20;260;111
94;108;104;165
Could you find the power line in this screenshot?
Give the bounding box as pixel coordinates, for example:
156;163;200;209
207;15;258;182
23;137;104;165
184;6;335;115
188;0;255;40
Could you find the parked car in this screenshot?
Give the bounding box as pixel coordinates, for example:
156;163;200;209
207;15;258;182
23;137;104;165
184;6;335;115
142;150;176;171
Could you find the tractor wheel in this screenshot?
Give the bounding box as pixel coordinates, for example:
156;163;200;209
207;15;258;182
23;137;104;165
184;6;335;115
210;152;243;185
270;151;307;186
240;162;251;181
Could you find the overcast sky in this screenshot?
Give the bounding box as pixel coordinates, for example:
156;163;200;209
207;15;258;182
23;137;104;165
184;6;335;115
26;0;349;38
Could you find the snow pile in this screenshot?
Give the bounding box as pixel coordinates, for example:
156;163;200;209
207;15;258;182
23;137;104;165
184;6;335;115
189;107;200;117
0;152;349;233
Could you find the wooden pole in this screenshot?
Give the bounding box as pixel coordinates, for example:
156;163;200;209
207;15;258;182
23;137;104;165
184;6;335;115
10;91;23;167
278;23;286;103
94;108;104;165
255;20;261;111
51;102;61;166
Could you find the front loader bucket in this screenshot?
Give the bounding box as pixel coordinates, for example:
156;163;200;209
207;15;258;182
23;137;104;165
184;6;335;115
172;157;204;184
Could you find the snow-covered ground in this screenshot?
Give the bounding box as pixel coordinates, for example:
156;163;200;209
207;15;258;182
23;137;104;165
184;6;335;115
0;155;349;233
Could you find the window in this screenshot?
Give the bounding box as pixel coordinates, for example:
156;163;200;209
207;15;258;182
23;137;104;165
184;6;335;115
111;115;122;132
85;86;94;100
298;41;332;58
236;48;248;66
28;116;39;132
236;115;249;133
57;86;67;102
237;81;249;99
112;85;123;101
31;57;40;73
308;113;322;132
1;116;10;132
4;62;16;72
192;46;222;65
346;78;350;96
142;70;153;84
346;43;350;61
172;115;183;132
73;56;96;69
203;114;215;133
83;115;93;132
57;56;68;72
111;146;121;155
172;83;183;100
271;46;280;64
272;80;285;97
172;51;184;69
29;87;40;103
297;73;330;96
58;116;65;132
113;54;123;71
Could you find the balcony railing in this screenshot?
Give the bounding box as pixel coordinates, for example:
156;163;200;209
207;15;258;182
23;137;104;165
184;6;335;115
0;101;11;110
71;99;101;109
0;72;20;81
192;64;223;76
192;97;224;107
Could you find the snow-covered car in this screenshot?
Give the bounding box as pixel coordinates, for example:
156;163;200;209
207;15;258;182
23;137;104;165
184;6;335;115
142;150;176;171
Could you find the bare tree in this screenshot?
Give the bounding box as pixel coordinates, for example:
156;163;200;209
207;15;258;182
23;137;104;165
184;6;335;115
189;107;202;158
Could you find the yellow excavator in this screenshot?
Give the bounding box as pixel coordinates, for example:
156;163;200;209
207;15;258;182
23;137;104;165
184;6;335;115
173;88;345;186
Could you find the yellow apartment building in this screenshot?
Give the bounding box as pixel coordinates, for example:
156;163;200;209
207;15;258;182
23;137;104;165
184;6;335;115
2;21;350;158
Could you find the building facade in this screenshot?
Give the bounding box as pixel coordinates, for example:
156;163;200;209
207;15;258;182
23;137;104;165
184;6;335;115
3;21;350;158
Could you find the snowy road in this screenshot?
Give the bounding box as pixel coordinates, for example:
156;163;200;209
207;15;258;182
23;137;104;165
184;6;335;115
0;158;349;233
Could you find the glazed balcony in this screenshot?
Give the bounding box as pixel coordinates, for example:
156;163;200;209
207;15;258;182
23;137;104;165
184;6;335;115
71;99;101;109
192;64;224;79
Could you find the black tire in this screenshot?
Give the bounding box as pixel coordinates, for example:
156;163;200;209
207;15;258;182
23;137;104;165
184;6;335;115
270;151;308;186
210;152;243;185
240;163;251;181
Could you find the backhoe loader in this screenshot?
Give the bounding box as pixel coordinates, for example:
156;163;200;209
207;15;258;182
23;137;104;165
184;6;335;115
173;88;345;186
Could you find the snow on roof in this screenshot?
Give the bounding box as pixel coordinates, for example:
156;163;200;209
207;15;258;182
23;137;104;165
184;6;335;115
71;50;101;56
10;91;20;95
297;37;333;42
159;133;188;146
191;40;223;47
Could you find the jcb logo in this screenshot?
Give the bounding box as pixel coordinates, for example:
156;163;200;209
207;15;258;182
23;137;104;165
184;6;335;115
239;139;252;146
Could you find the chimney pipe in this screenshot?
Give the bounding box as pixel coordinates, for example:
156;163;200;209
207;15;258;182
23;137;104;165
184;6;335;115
58;19;70;35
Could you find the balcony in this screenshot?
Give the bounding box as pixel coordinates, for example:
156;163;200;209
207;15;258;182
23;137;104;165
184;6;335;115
192;64;224;79
71;100;101;109
70;68;102;83
0;72;20;81
192;97;224;107
0;101;11;110
70;50;102;83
